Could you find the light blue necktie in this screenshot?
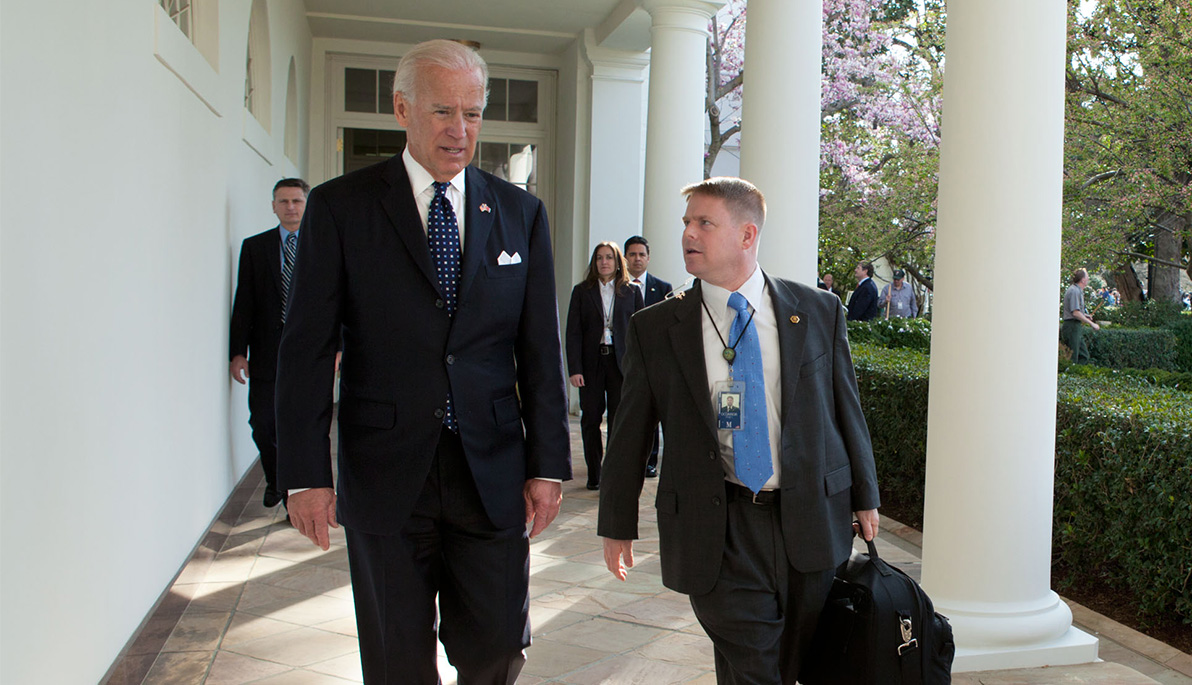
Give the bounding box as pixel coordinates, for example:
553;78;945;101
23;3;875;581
428;181;461;431
728;292;773;492
281;232;297;323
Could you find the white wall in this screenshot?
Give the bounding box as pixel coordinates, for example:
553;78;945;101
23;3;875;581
0;1;311;682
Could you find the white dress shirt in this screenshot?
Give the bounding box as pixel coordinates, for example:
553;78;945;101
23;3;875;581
599;279;616;344
403;147;467;243
700;266;782;489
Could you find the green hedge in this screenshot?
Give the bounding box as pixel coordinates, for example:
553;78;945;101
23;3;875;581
852;342;1192;625
846;317;932;352
1086;327;1178;371
1098;302;1192;373
1060;362;1192;392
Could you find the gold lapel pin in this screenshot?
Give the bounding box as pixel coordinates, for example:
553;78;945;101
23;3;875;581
790;315;800;324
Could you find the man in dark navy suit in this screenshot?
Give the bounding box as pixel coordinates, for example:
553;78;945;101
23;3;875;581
847;261;880;321
275;40;570;684
229;178;309;508
624;235;672;477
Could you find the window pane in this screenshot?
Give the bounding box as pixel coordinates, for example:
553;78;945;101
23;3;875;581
376;129;405;156
478;142;510;178
485;78;508;122
507;80;538;123
345;68;377;113
475;142;537;194
378;70;396;115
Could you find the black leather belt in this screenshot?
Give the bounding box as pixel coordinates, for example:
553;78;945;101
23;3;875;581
727;481;780;505
599;344;614;355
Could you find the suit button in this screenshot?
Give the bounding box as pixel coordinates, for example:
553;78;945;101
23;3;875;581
434;408;445;419
709;450;717;461
435;299;445;309
446;354;455;365
712;496;722;507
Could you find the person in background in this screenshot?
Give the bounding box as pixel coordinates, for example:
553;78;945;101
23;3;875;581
879;269;918;319
229;178;310;509
847;262;880;321
623;235;672;477
1061;268;1100;364
567;242;643;490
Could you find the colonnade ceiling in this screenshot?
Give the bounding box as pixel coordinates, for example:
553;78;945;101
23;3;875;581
304;0;652;53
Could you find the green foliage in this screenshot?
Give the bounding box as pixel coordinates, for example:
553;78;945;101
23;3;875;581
1100;301;1187;328
1054;376;1192;621
847;317;932;351
1061;363;1192;392
1086;327;1179;371
853;344;1192;625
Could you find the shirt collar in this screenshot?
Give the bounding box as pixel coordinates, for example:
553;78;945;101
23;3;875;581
402;147;466;197
278;225;298;238
630;272;648;285
702;265;766;318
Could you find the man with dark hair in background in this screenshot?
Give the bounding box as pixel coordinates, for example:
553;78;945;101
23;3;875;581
847;261;880;321
623;235;672;477
229;178;311;509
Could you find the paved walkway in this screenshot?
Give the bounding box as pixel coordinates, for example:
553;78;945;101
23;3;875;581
105;419;1192;684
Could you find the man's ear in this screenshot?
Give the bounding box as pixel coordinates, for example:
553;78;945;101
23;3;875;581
393;92;410;127
741;222;760;250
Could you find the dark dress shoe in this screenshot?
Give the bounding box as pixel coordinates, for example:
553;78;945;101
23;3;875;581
644;464;658;478
263;486;283;508
586;482;599;491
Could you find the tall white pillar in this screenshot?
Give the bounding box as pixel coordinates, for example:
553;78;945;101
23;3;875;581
920;0;1098;671
641;0;725;285
739;0;821;285
583;31;650;252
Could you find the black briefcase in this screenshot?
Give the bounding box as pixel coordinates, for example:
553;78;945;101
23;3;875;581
801;532;955;684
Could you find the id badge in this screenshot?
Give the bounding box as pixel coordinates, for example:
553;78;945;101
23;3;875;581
714;380;746;430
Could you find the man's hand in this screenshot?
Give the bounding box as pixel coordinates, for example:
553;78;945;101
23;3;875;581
569;374;585;388
603;538;634;580
1092;322;1101;331
524;479;562;538
288;488;338;550
230;355;250;384
853;509;880;541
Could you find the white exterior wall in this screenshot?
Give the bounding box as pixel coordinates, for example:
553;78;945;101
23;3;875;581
0;1;312;682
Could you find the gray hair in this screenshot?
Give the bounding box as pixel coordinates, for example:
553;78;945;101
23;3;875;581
392;39;489;105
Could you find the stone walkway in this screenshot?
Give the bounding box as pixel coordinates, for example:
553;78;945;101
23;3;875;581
104;418;1192;684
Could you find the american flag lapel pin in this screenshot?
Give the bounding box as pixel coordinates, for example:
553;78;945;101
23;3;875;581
479;203;491;213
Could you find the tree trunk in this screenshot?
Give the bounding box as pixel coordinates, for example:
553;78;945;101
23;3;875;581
1112;263;1144;303
1151;211;1186;304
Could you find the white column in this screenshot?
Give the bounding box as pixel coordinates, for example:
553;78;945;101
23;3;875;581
583;31;650;251
739;0;821;285
641;0;725;285
920;0;1098;671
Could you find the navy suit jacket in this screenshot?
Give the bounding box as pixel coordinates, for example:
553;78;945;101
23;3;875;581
597;276;880;595
847;277;880;321
640;273;673;307
275;157;572;534
230;228;284;380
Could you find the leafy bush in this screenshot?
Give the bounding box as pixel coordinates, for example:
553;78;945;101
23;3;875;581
846;317;932;352
853;344;1192;625
1060;363;1192;392
1167;316;1192;373
1100;300;1185;328
1053;376;1192;621
1086;327;1178;371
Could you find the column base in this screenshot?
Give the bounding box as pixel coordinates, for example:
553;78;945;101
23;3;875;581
953;627;1099;673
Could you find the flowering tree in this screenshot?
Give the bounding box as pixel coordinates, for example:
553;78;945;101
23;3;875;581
1063;0;1192;303
706;0;945;288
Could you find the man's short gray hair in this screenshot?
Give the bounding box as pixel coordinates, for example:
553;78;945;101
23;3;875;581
392;39;489;105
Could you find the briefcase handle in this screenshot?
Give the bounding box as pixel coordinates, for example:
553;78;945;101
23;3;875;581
851;519;880;560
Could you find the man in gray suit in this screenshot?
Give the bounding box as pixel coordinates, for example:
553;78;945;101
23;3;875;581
598;177;880;684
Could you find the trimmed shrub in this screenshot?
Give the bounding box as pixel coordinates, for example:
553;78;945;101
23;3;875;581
846;317;932;352
852;343;1192;625
1061;363;1192;392
1054;376;1192;621
1101;300;1185;328
1086;327;1178;371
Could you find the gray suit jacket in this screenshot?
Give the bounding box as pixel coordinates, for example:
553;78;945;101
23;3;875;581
597;274;880;596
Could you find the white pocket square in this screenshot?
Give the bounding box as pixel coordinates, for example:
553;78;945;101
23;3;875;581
497;251;522;266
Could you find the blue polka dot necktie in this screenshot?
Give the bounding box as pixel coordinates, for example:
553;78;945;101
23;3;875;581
728;292;773;492
428;181;461;431
281;232;297;323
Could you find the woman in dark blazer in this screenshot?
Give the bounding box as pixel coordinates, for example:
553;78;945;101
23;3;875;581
566;242;643;490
